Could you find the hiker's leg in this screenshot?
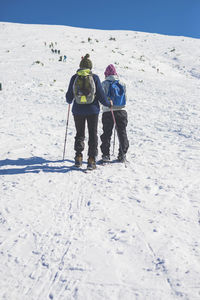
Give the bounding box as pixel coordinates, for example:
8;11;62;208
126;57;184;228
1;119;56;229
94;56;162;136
73;114;86;155
100;111;114;157
115;110;129;155
87;114;99;158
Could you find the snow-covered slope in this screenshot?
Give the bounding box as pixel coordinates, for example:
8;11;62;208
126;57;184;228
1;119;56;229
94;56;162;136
0;22;200;300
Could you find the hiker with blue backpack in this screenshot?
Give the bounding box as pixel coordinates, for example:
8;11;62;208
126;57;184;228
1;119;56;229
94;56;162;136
100;64;129;162
66;54;112;170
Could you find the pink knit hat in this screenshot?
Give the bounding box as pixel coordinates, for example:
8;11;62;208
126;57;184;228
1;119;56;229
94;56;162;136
104;64;118;77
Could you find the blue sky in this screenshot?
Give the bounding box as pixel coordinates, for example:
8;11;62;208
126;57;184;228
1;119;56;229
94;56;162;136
1;0;200;38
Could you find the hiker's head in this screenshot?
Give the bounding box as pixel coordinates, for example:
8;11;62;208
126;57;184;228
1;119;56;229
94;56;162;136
104;64;117;77
80;54;92;70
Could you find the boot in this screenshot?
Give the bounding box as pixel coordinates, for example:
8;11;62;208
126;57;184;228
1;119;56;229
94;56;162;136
117;153;126;162
102;155;110;162
87;157;96;170
74;154;83;167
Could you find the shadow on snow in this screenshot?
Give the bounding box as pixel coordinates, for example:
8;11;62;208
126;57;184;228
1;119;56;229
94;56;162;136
0;156;81;175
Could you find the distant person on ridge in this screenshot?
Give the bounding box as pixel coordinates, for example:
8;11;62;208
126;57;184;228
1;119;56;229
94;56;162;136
100;64;129;162
66;54;112;170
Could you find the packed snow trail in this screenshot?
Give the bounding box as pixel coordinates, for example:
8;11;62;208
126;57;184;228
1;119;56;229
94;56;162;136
1;22;200;300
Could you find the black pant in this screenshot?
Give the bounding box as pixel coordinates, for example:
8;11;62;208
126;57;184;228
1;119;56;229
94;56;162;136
73;114;98;158
100;110;129;156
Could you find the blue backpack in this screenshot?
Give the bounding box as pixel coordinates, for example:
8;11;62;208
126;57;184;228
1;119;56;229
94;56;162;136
107;80;126;107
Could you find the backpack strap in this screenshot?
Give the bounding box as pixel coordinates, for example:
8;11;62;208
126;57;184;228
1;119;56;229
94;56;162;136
107;80;118;98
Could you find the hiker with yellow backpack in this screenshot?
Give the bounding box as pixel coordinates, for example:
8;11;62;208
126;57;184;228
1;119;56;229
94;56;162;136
65;54;112;170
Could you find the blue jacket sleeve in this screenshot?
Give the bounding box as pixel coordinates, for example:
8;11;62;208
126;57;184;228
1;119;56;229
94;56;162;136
66;75;76;104
94;75;111;108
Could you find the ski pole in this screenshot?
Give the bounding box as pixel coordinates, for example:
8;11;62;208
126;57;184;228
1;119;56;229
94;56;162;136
110;107;127;166
112;124;116;155
63;104;71;160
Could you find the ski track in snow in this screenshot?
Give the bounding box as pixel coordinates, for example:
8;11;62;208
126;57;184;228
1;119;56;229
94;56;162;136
1;22;200;300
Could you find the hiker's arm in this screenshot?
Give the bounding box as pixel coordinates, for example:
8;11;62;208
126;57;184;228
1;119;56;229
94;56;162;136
102;80;113;107
102;81;109;96
121;81;127;102
124;84;127;101
95;76;111;108
66;75;75;104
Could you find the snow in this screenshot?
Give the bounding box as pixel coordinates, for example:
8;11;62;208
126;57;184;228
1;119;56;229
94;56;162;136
0;22;200;300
